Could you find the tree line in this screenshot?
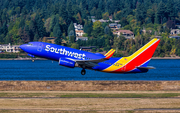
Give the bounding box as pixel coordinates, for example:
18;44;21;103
0;0;180;57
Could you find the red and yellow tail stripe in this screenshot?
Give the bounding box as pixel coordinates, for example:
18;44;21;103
102;38;160;73
105;49;115;59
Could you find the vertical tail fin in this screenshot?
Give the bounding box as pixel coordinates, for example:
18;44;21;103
102;38;160;73
128;38;160;67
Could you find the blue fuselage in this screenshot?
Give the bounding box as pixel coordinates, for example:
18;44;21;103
20;42;119;71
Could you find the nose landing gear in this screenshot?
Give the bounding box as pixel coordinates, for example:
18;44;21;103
81;69;86;75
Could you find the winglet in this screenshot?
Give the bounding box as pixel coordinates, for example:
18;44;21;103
104;49;115;59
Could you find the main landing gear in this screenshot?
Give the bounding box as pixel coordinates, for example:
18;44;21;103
81;69;86;75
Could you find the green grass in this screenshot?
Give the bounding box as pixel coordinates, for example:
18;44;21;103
59;93;180;98
0;92;179;98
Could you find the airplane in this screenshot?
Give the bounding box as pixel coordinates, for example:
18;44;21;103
20;38;160;75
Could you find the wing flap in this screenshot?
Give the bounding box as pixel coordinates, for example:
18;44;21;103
66;57;106;67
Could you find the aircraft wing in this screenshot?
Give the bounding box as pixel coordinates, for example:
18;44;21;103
66;49;115;67
66;58;107;67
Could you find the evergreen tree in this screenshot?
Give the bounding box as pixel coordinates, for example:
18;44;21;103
50;15;58;32
91;21;103;38
90;7;96;16
162;17;167;23
35;14;46;39
98;0;105;12
80;0;88;19
104;26;110;35
166;0;174;20
53;22;62;38
19;18;25;28
155;1;166;24
69;31;75;43
106;1;113;15
96;9;102;19
28;20;36;41
53;22;62;45
21;7;28;15
2;21;8;36
59;3;70;25
68;21;76;42
135;3;146;24
84;20;93;37
0;34;4;43
33;33;38;41
67;0;73;18
87;0;94;11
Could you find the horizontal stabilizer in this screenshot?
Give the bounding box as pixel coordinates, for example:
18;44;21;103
104;49;115;59
137;66;155;69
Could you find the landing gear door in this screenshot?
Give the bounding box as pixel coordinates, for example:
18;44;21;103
37;43;43;52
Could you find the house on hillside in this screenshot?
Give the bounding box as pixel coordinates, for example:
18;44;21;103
74;23;83;31
113;30;134;39
154;36;162;39
42;37;57;44
170;29;180;35
109;23;121;30
75;30;85;37
76;37;88;41
169;36;180;39
80;46;96;52
98;19;109;23
0;43;20;53
74;23;85;37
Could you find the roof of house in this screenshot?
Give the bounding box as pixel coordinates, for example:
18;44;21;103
76;37;88;41
12;45;20;47
75;30;84;33
99;19;109;23
169;36;180;38
115;30;134;34
76;37;88;39
80;46;96;49
171;29;180;31
109;23;117;26
0;44;9;46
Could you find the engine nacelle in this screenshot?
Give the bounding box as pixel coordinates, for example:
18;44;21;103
59;57;75;68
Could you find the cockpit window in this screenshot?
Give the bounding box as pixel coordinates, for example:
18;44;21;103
27;43;33;46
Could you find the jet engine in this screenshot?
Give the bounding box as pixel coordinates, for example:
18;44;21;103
59;57;75;68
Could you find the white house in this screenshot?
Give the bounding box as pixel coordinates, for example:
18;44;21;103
0;43;20;53
75;30;85;37
74;23;83;31
109;23;121;30
170;29;180;35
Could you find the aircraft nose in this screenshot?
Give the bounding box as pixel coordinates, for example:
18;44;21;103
20;44;27;51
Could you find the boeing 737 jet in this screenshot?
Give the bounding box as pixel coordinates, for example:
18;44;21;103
20;38;160;75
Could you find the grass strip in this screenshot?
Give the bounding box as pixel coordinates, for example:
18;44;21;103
0;93;180;98
59;93;180;98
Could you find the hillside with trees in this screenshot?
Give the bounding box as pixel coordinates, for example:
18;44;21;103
0;0;180;57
